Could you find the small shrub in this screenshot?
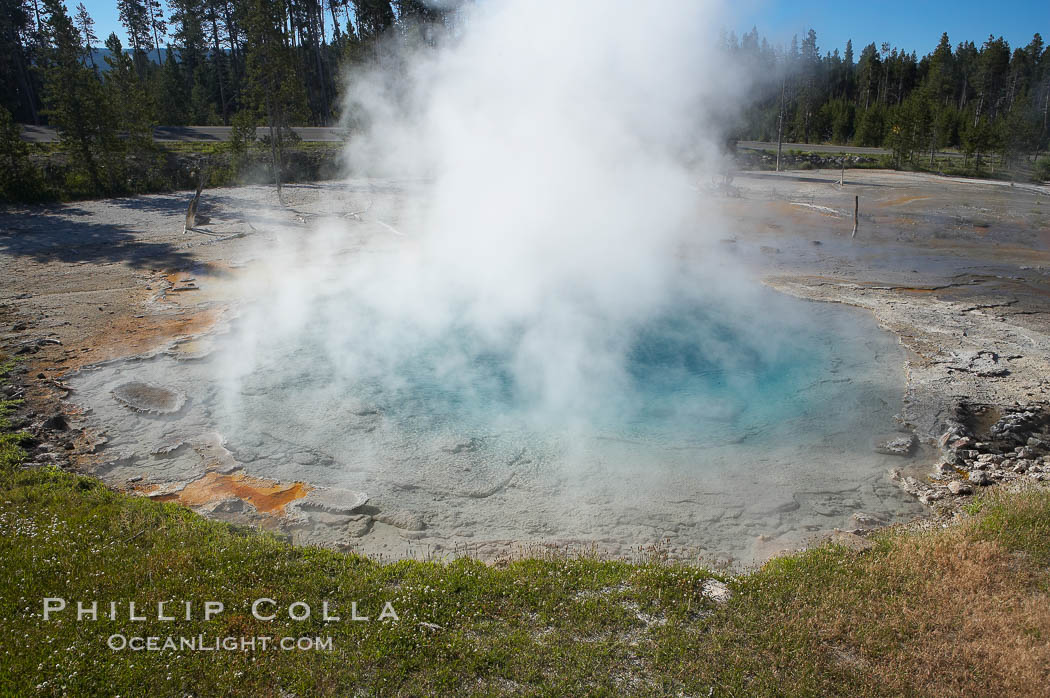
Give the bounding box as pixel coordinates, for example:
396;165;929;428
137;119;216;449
1035;156;1050;182
0;107;49;202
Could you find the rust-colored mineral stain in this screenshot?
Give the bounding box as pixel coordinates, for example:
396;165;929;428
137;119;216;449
156;471;312;514
69;308;222;370
880;195;931;207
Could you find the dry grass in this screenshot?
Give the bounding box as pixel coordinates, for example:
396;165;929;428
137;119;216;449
858;532;1050;696
699;487;1050;696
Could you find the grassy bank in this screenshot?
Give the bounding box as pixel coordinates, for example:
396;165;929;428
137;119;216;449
2;360;1050;696
735;147;1050;182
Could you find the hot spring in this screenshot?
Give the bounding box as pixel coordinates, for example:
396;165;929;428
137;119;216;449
69;256;928;565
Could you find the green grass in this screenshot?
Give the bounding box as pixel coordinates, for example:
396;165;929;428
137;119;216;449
972;487;1050;566
2;358;1050;696
7;141;343;204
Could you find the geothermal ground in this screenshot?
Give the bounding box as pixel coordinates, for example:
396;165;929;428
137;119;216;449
2;169;1049;567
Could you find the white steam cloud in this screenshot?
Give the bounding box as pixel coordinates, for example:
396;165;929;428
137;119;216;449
224;0;755;436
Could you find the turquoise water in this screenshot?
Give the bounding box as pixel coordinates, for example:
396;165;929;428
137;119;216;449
246;286;884;457
69;280;923;563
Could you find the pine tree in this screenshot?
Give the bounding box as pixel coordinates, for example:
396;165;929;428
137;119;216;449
925;33;954;107
145;0;165;63
154;49;188;124
1;0;42;122
103;32;154;150
40;0;118;193
242;0;308;202
72;2;97;67
116;0;153;72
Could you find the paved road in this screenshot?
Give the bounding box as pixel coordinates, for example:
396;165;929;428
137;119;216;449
20;124;349;143
20;127;965;161
738;140;969;161
737;140;891;156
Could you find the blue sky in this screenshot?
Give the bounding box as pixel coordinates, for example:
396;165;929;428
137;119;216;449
72;0;1048;56
732;0;1048;55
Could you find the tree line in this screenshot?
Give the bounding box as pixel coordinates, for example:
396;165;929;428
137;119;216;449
0;0;456;200
730;27;1049;172
1;2;1048;202
4;0;454;126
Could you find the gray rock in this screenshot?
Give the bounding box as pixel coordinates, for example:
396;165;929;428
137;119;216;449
701;579;732;603
850;512;887;528
874;434;916;456
918;489;946;504
948;480;973;495
949;350;1009;377
969;470;991;486
42;413;69;431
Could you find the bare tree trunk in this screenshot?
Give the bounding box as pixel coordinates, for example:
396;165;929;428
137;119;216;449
329;0;341;37
267;105;284;205
312;9;330;123
211;17;228;122
31;0;44;35
1043;78;1049;136
150;3;163;64
14;51;39;124
776;80;785;172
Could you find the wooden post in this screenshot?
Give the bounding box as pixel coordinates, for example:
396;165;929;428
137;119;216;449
184;165;207;233
839;157;845;186
851;195;859;238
